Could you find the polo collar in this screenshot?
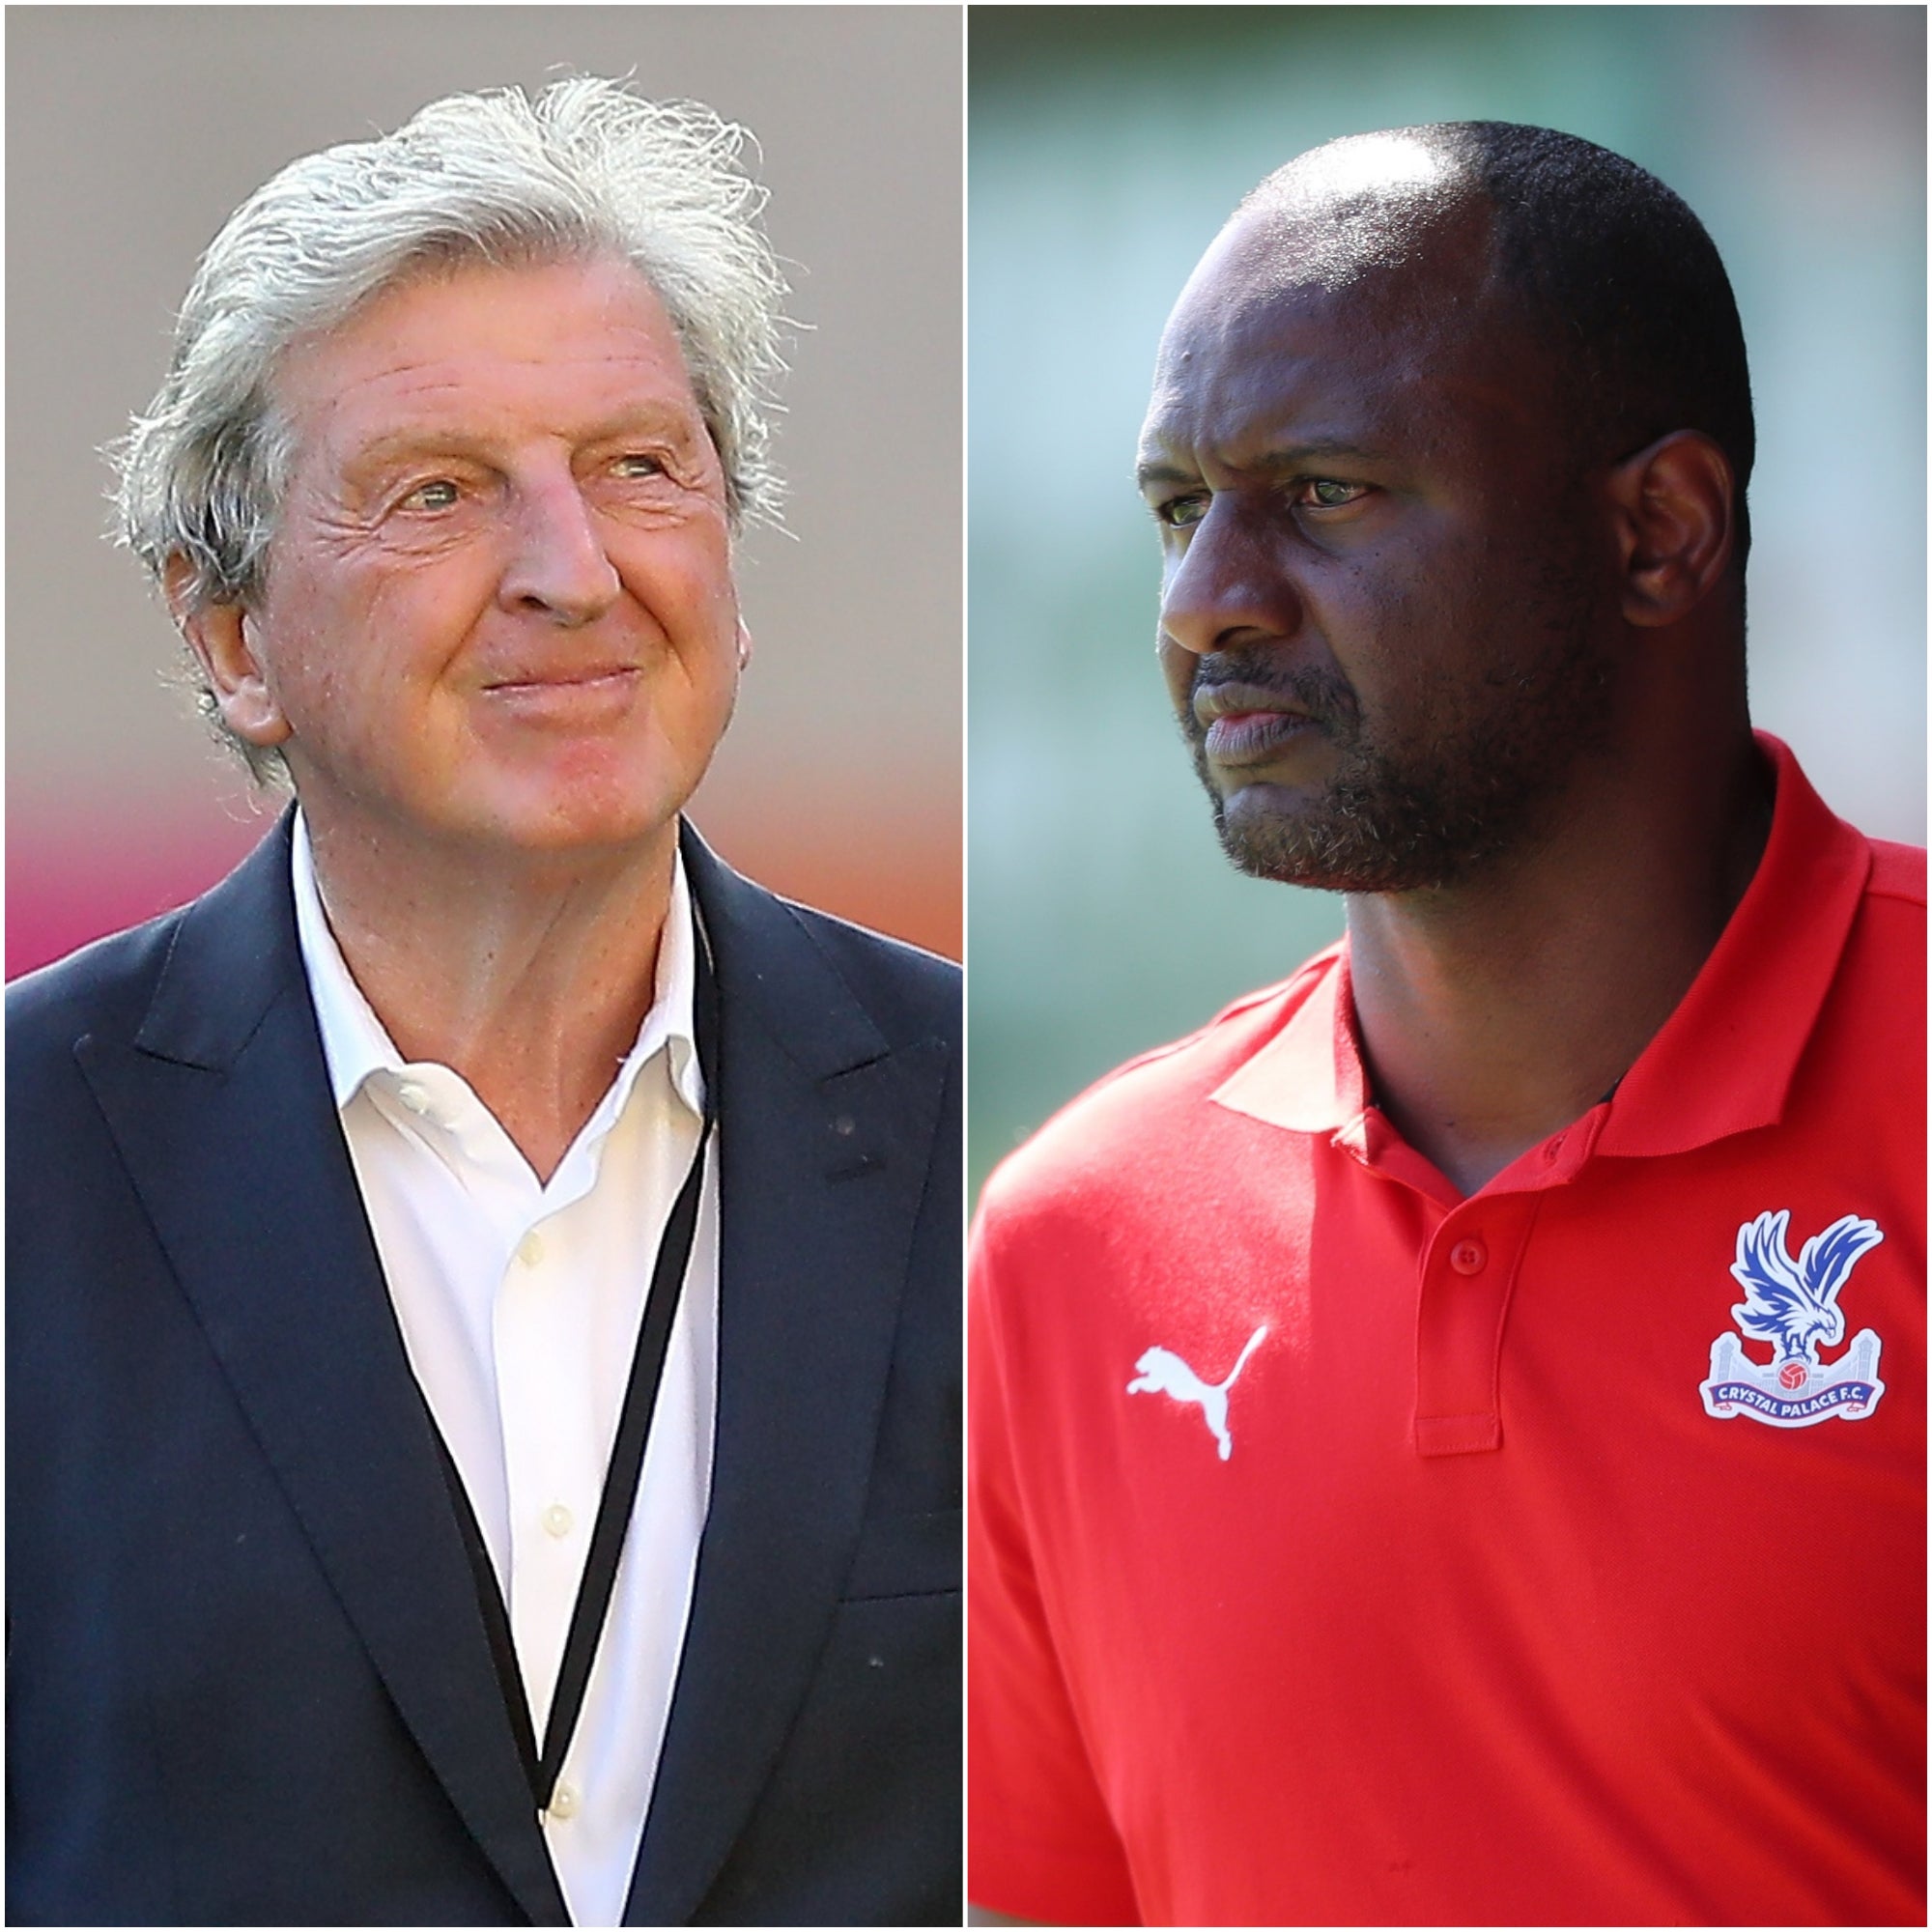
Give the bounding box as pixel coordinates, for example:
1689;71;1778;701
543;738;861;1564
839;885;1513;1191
1595;733;1867;1156
1210;945;1363;1139
1211;734;1867;1164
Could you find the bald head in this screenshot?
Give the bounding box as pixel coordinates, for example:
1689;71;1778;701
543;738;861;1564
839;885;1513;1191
1234;128;1488;294
1160;139;1510;446
1200;122;1754;562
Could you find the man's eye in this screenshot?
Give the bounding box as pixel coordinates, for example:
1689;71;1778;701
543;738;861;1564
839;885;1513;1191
1156;494;1208;530
614;453;667;479
402;479;461;511
1299;478;1367;510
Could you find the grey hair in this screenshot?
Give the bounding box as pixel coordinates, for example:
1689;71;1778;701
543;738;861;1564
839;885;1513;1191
113;76;789;781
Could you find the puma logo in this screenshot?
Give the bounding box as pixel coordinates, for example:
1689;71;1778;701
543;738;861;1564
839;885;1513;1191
1126;1325;1268;1460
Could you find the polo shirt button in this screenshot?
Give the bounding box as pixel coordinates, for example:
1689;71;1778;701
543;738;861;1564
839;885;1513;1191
517;1231;545;1267
1449;1236;1488;1275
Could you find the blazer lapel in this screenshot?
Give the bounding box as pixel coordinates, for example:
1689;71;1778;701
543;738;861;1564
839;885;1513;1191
625;832;949;1924
74;820;568;1928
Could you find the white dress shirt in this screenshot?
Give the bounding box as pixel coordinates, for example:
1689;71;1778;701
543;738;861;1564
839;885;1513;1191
291;814;717;1928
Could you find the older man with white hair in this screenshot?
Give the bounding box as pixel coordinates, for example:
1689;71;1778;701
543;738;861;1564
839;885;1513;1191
9;78;959;1927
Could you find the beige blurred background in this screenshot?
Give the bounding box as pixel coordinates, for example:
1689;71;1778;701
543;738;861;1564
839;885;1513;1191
8;5;962;976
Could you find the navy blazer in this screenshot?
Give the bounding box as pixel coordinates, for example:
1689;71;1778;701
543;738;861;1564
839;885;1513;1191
7;817;960;1925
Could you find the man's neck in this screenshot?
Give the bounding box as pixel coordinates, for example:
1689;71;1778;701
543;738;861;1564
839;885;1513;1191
302;810;680;1184
1344;731;1773;1199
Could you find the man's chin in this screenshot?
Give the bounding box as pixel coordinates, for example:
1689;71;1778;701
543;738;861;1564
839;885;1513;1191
1209;787;1445;895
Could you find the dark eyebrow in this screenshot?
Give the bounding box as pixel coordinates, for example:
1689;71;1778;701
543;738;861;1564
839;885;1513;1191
1134;458;1196;493
1135;439;1387;493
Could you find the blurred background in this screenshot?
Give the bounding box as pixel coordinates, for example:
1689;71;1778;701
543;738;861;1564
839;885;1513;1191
8;6;961;976
968;4;1925;1200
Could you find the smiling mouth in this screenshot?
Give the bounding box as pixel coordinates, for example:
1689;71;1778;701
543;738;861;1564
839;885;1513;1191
486;664;639;691
481;667;641;721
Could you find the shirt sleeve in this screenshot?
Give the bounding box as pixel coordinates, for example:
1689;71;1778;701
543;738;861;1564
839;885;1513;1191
969;1207;1141;1925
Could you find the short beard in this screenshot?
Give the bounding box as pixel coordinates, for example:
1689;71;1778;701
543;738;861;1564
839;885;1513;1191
1187;577;1615;895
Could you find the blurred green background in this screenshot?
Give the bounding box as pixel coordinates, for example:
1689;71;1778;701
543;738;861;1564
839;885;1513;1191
968;4;1925;1203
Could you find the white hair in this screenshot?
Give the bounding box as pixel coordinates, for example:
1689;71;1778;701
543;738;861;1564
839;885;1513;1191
113;76;789;779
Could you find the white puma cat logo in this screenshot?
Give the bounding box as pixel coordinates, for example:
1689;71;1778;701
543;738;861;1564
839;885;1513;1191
1126;1325;1268;1461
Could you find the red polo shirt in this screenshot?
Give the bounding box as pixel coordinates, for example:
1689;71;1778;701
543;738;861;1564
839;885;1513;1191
969;737;1924;1926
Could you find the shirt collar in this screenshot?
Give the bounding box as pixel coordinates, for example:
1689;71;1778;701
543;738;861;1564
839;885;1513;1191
1594;732;1867;1157
1209;945;1364;1139
1211;733;1868;1163
290;810;704;1123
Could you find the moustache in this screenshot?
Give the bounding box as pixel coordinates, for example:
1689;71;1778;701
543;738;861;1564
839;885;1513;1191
1186;653;1360;739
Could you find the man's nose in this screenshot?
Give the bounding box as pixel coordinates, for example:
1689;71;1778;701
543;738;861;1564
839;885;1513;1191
497;475;623;624
1157;501;1303;659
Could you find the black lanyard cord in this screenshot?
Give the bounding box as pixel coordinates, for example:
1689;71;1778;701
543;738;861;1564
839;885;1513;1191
428;927;721;1820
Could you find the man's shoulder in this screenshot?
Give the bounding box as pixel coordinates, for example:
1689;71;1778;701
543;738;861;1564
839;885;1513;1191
978;942;1342;1236
9;821;292;1082
1862;834;1926;911
773;893;961;1044
1832;833;1925;1055
1834;832;1925;1011
686;829;959;1053
7;902;191;1076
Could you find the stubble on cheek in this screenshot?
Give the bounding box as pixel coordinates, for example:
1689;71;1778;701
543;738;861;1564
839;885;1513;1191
1190;532;1615;895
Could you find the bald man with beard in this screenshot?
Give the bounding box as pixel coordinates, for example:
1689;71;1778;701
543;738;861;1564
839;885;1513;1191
968;124;1923;1927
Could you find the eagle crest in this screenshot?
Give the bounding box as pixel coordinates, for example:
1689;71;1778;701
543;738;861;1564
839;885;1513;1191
1729;1210;1884;1365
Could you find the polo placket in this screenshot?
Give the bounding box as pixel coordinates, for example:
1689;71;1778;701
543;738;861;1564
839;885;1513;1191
1400;1104;1612;1457
1411;1199;1534;1455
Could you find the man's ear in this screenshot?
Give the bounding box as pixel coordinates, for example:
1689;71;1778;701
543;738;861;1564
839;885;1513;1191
163;555;292;749
1604;430;1737;628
